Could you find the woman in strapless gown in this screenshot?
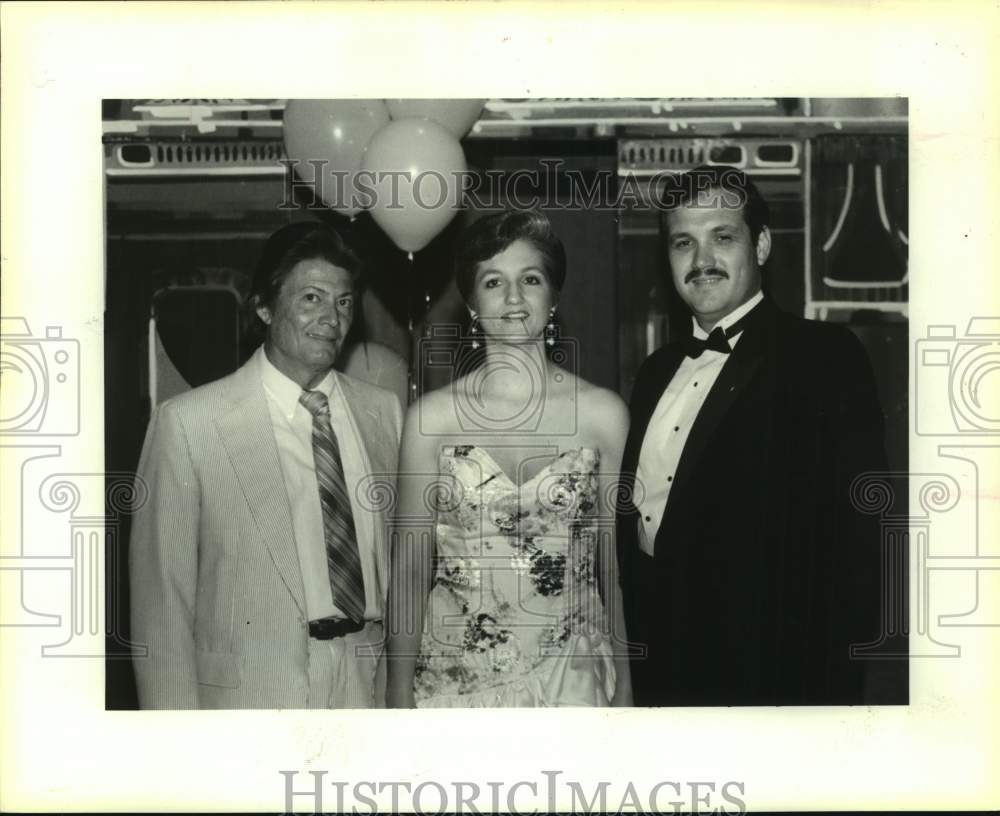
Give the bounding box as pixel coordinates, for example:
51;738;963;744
385;210;633;708
413;444;615;706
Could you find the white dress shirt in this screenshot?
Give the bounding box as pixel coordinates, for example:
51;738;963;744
258;347;381;621
635;291;764;556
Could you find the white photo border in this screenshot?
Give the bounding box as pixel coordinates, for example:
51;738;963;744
1;1;998;812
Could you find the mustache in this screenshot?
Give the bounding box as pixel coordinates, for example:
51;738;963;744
684;268;729;284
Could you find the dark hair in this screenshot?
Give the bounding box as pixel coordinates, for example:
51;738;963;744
244;221;364;347
453;209;567;305
658;164;770;244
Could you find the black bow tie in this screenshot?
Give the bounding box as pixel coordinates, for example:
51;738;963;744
682;326;731;358
680;307;757;359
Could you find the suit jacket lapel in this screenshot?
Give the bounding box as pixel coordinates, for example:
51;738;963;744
335;373;393;476
216;361;307;617
666;301;772;509
334;374;393;609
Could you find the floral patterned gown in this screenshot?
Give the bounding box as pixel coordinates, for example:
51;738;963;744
414;445;616;707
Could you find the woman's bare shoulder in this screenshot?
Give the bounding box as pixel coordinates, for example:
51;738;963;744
564;377;629;457
574;378;629;424
403;380;463;438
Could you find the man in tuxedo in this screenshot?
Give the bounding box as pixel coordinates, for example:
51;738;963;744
617;166;890;705
130;222;402;709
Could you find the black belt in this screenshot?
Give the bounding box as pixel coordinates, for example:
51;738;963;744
308;616;366;640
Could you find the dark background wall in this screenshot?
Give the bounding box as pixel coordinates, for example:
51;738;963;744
105;136;907;709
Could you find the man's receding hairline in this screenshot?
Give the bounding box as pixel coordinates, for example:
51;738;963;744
665;199;751;232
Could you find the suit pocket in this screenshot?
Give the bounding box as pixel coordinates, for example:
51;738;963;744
196;649;242;688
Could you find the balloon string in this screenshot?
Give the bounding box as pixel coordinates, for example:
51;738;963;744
407;251;415;334
407;249;418;403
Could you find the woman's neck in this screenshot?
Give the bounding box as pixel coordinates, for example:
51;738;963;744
476;340;551;396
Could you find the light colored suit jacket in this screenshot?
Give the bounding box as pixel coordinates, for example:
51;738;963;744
129;356;403;709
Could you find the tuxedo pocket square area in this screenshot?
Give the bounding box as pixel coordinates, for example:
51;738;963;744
196;649;242;689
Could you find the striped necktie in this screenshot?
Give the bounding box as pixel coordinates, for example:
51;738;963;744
299;389;366;622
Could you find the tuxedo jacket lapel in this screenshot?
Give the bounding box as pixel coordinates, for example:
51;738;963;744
216;362;307;618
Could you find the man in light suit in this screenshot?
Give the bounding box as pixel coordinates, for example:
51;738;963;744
130;222;403;709
617;166;894;706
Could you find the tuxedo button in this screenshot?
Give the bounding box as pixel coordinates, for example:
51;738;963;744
667;476;673;482
644;515;651;522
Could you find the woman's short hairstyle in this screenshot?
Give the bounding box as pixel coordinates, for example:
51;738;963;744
245;221;364;344
453;209;567;305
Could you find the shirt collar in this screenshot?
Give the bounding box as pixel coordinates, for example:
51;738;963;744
692;290;764;340
257;346;337;422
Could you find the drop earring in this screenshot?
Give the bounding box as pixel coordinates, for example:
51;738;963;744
545;307;557;347
469;311;480;349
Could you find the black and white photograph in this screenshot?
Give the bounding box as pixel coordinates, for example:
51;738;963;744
104;97;909;712
2;3;998;813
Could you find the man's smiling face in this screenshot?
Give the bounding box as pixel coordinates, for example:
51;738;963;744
257;258;355;388
665;187;771;332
